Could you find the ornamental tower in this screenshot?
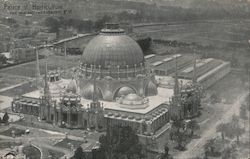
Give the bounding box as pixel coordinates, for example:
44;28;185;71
40;61;52;122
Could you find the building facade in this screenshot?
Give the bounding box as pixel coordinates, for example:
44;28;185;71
11;24;206;136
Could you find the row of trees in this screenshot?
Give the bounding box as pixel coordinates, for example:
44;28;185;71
98;125;144;159
204;112;248;158
216;115;245;144
169;119;200;151
44;15;112;35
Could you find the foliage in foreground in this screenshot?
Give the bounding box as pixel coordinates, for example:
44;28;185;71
99;125;145;159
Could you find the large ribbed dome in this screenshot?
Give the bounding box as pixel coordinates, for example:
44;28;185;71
81;24;144;69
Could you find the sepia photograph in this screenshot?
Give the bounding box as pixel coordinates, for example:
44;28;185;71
0;0;249;158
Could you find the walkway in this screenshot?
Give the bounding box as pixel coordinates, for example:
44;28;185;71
175;92;248;159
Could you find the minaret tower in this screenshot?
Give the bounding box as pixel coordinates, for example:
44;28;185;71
174;57;179;95
45;61;51;122
35;47;41;88
40;60;52;122
44;61;50;98
192;53;197;84
170;57;182;120
88;65;103;130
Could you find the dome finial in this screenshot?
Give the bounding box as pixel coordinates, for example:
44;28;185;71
106;23;120;30
101;23;125;34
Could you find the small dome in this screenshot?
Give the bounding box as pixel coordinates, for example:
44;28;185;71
145;81;158;96
117;87;135;97
124;93;143;101
66;79;77;93
82;84;103;99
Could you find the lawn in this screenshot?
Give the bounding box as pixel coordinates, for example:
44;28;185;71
207;71;247;104
135;19;250;68
0;73;29;89
0;127;26;137
42;148;65;159
0;141;22;149
47;149;65;159
23;145;41;159
55;138;83;150
0;82;37;97
0;55;81;78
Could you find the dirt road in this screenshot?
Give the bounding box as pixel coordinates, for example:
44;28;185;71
175;92;248;159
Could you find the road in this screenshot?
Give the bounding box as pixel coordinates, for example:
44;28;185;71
175;92;248;159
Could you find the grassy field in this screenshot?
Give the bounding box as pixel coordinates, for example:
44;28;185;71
134;19;250;67
0;73;29;89
23;145;41;159
207;71;247;104
0;55;81;78
0;55;80;92
55;138;83;149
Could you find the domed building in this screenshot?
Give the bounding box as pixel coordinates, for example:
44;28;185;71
12;24;177;135
79;23;157;101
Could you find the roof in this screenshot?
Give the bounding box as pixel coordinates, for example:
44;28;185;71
82;30;144;69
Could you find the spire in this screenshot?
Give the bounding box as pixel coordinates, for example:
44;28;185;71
64;42;67;73
44;60;50;98
92;65;98;102
192;53;197;84
35;48;41;88
174;57;179;95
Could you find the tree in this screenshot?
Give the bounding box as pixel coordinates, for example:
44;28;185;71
204;138;216;156
71;146;85;159
24;20;30;26
225;115;245;144
159;143;173;159
170;119;186;150
99;125;144;159
240;104;248;128
94;15;112;31
137;37;152;53
210;92;221;104
187;120;200;137
0;54;7;65
216;123;228;140
221;146;237;159
231;53;239;68
172;129;186;151
44;17;60;34
3;112;9;124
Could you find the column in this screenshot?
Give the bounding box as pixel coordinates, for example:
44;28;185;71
99;65;101;78
134;64;137;77
146;122;152;134
67;109;71;127
117;65;120;79
95;113;98;130
77;108;82;128
126;65;129;78
140;63;143;74
58;106;62;126
90;65;93;78
85;64;87;76
47;103;51;122
53;106;57;125
108;65;111;76
139;122;143;134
